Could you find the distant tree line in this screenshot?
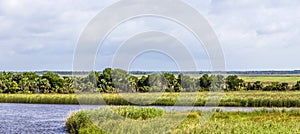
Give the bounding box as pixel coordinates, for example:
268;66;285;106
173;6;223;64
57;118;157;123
1;68;300;94
0;72;74;94
29;70;300;76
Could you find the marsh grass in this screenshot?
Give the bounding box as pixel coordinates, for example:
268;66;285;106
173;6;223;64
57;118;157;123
65;107;167;134
66;107;300;134
0;94;78;104
1;91;300;107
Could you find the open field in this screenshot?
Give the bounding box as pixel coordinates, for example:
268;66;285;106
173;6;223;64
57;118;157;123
1;91;300;107
240;76;300;84
66;107;300;134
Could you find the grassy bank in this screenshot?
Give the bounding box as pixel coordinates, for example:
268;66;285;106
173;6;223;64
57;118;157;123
0;94;78;104
1;91;300;107
66;107;300;134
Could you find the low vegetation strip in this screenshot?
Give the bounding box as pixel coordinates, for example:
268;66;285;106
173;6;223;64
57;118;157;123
1;92;300;107
65;107;300;134
241;76;300;84
0;94;78;104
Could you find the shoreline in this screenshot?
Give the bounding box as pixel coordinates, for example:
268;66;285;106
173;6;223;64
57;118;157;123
1;91;300;107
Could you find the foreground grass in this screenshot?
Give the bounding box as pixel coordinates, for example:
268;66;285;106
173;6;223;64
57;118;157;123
1;91;300;107
66;107;300;134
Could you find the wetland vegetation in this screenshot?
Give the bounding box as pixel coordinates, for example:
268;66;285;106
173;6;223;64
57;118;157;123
66;107;300;134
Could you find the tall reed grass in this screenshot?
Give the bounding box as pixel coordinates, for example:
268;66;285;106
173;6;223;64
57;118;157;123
66;107;300;134
1;91;300;107
0;94;78;104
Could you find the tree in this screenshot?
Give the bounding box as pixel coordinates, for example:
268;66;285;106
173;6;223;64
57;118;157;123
279;83;289;91
63;77;74;93
102;68;112;83
98;68;114;92
99;79;114;93
128;75;138;92
163;73;180;92
137;76;150;92
19;78;31;93
111;69;131;92
292;81;300;90
79;72;99;93
5;81;20;93
262;82;288;91
87;71;100;85
246;81;263;91
37;78;51;93
0;80;5;93
245;82;253;90
225;75;244;91
199;74;212;90
42;72;65;93
178;74;196;92
210;75;225;91
253;81;263;90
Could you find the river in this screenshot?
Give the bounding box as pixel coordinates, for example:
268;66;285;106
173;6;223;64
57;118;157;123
0;103;98;134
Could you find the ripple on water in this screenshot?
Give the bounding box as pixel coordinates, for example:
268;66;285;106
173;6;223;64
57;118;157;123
0;103;97;134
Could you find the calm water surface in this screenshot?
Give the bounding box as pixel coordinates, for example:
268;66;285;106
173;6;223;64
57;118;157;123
0;103;98;134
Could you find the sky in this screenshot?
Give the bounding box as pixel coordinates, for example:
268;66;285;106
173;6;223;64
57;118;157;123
0;0;300;71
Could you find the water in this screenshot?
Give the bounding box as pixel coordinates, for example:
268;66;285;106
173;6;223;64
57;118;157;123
0;103;297;133
0;103;98;134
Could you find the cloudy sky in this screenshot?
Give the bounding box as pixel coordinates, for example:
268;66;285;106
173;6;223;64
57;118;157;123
0;0;300;71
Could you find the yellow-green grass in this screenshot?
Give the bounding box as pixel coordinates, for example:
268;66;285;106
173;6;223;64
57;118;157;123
1;91;300;107
241;76;300;84
66;107;300;134
0;94;78;104
174;110;300;134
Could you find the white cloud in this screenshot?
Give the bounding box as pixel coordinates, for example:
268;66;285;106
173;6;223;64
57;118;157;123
0;0;299;71
0;0;116;71
204;0;300;70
